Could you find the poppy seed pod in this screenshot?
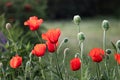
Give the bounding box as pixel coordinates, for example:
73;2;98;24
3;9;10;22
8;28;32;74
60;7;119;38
102;20;109;31
73;15;81;25
106;49;112;54
6;23;12;30
77;32;85;42
116;40;120;50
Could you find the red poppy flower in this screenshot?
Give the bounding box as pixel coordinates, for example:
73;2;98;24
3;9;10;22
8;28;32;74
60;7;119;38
32;44;46;57
70;58;81;71
42;28;61;44
10;55;22;69
24;16;43;31
114;53;120;64
89;48;105;63
46;41;58;53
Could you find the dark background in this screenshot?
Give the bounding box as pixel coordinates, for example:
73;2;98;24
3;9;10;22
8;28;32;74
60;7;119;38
0;0;120;21
47;0;120;19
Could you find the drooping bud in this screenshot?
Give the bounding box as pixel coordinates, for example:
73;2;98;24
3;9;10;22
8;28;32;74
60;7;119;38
77;32;85;42
6;23;12;30
102;20;109;31
116;40;120;50
63;37;68;43
73;15;81;25
106;49;112;54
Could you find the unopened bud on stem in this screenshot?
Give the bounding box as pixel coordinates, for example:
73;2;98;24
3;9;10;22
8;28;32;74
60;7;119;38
6;23;12;30
77;32;85;42
63;37;68;43
106;49;112;54
73;15;81;25
102;20;109;31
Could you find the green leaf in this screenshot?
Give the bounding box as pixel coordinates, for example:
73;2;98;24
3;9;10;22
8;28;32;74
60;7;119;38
111;41;117;52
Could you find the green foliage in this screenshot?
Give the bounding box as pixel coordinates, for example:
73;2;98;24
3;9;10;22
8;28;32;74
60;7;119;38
0;0;47;25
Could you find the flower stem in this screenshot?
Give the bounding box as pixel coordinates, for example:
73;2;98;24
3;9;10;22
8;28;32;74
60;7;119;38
103;30;106;50
39;57;46;80
80;42;84;80
103;30;109;80
77;25;80;33
35;31;42;43
49;53;53;80
96;63;100;80
54;46;64;80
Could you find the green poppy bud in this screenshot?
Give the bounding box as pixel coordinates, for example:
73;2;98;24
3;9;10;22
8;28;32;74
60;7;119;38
73;15;81;25
63;37;68;43
116;40;120;50
6;23;12;30
102;20;109;31
106;49;112;54
77;32;85;42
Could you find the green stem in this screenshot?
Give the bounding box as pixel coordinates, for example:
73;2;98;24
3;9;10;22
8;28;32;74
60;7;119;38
103;30;106;50
80;42;83;80
35;31;42;43
96;63;100;80
77;25;80;33
39;57;46;80
103;30;109;80
57;39;65;54
49;54;53;80
55;53;64;80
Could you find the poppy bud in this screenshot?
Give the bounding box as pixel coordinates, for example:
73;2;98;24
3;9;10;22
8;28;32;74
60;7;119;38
77;32;85;42
106;49;112;54
73;15;81;25
102;20;109;31
116;40;120;50
6;23;12;30
63;37;68;43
